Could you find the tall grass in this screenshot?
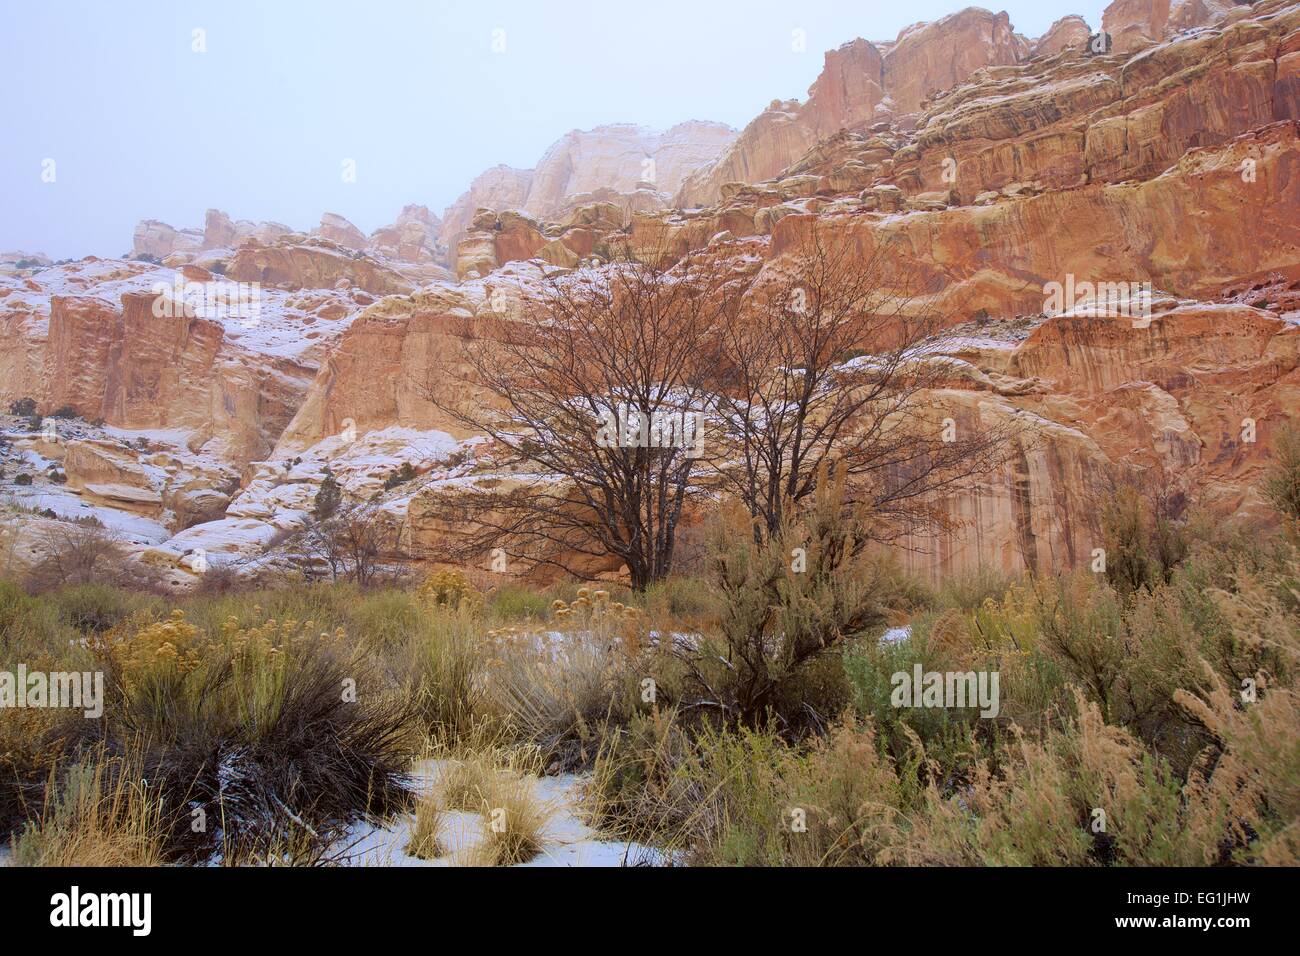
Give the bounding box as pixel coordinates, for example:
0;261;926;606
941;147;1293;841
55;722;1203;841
11;752;165;867
1;502;1296;867
465;772;555;866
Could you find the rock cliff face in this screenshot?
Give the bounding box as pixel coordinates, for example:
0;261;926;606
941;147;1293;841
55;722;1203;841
201;210;294;251
441;122;737;252
675;0;1261;208
883;8;1029;115
368;205;445;264
223;238;420;295
1103;0;1242;53
132;220;203;259
1;260;364;469
1032;15;1093;57
4;1;1298;586
677;8;1031;206
439;166;535;257
893;4;1299;204
771;122;1300;321
131;206;447;279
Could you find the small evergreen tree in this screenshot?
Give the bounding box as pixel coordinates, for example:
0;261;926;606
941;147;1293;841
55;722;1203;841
314;467;342;519
1263;422;1300;524
7;397;36;417
383;462;416;491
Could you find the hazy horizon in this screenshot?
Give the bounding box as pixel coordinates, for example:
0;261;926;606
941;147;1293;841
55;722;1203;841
1;0;1106;259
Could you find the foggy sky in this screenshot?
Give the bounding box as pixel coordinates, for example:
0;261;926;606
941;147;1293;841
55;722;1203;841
0;0;1106;259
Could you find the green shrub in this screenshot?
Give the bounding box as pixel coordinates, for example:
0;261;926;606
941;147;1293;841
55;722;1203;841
49;582;156;633
488;582;552;622
1262;421;1300;524
383;462;416;490
643;576;718;623
680;469;891;733
313;467;342;519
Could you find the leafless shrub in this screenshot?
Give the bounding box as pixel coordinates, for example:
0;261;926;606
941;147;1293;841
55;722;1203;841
422;246;744;589
713;229;1016;547
25;523;128;592
290;503;407;588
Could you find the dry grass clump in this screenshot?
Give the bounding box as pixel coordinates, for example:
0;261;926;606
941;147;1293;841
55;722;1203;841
900;690;1193;866
2;605;422;864
439;757;497;811
481;596;664;771
402;605;490;748
464;772;556;866
406;794;445;860
11;754;165;867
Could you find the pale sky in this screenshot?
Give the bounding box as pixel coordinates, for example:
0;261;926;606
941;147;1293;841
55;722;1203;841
0;0;1106;259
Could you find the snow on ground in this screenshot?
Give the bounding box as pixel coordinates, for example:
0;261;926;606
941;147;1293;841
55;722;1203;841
222;424;469;527
161;517;288;559
0;418;237;546
210;286;363;361
336;760;657;868
881;624;912;644
142;424;477;579
0;259;169;330
932;335;1020;352
0;761;655;868
0;257;365;364
3;485;170;545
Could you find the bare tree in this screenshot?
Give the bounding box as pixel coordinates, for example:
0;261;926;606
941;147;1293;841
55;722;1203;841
294;502;404;587
712;230;1016;546
25;520;127;591
423;249;744;590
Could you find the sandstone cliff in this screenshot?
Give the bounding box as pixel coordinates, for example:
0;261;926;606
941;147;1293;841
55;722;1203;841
441;122;737;253
5;0;1298;587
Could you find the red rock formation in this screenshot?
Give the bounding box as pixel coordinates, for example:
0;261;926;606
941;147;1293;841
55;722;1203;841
368;204;444;263
802;39;888;138
39;291;312;464
441;165;535;257
1032;15;1093;57
676;103;823;208
311;213;368;250
226;238;414;295
774;122;1300;322
1102;0;1240;53
678;7;1034;206
132;220;202;259
883;8;1028;114
443;123;736;251
452;209;552;279
886;5;1300;204
275;304;514;450
202;209;293;250
7;1;1299;586
1103;0;1173;52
